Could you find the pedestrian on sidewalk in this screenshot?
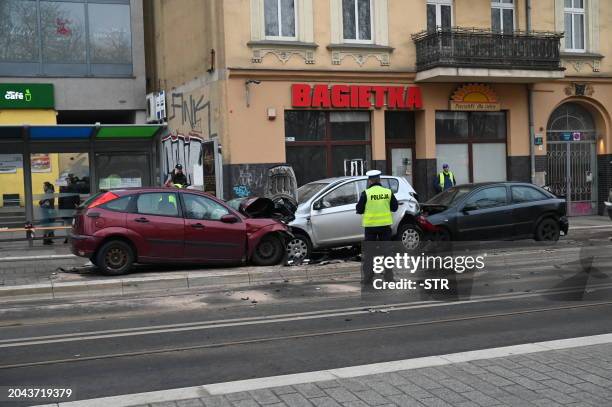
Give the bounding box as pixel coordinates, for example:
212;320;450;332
434;163;456;193
39;181;56;245
356;170;398;286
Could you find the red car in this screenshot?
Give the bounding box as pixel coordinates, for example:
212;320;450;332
70;188;292;275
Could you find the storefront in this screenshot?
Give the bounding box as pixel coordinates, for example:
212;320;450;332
0;83;165;228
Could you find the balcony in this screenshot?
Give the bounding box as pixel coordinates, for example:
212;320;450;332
411;28;565;82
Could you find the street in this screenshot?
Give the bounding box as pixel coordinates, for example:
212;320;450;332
1;226;611;406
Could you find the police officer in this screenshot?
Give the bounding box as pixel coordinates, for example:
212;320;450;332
165;164;188;187
356;170;398;285
434;163;456;193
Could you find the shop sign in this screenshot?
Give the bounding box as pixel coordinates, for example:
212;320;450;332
0;84;54;109
31;153;51;173
0;154;23;173
450;84;500;111
291;84;423;109
572;132;582;141
561;133;572;141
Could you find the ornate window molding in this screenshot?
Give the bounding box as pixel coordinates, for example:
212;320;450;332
250;0;315;64
326;43;393;67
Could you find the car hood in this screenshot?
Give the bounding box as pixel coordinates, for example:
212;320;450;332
420;203;450;216
234;197;296;223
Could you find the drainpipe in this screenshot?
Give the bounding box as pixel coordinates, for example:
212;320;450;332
527;0;536;184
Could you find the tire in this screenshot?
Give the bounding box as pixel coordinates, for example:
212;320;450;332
396;223;422;251
252;234;285;266
286;233;312;262
95;240;134;275
89;257;98;267
535;218;560;241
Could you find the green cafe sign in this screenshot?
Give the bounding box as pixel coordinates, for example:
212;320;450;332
0;84;54;109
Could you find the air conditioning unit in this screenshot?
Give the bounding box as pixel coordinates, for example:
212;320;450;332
146;93;157;123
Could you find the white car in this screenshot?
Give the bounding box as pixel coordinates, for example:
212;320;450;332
287;176;427;260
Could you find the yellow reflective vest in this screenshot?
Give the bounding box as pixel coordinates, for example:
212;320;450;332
362;185;393;227
438;171;455;191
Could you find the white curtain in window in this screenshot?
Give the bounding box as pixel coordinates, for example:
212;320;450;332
264;0;296;38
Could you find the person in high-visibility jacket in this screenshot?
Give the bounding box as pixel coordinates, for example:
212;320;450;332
434;163;456;193
356;170;398;285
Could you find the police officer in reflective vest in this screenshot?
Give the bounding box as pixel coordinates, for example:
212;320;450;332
434;163;456;193
356;170;398;284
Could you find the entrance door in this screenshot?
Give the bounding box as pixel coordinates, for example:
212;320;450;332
389;148;413;185
546;141;597;216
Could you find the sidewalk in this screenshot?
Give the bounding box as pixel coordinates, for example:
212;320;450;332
42;334;612;407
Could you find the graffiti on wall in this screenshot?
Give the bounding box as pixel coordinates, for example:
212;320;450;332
167;90;216;138
230;165;297;202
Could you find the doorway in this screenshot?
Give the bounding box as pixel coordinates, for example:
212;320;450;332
546;103;598;216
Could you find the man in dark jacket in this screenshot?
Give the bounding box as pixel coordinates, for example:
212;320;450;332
434;163;456;193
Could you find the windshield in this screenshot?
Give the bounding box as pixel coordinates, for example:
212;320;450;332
426;186;472;207
297;182;330;203
226;198;246;211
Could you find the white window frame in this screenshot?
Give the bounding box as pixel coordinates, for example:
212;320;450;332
264;0;298;41
342;0;374;44
427;0;454;30
491;0;515;33
564;0;586;52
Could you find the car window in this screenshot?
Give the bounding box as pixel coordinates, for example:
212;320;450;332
381;178;399;193
511;186;548;203
297;182;330;203
427;186;472;207
464;186;507;210
183;193;229;221
136;193;179;217
322;182;358;208
102;196;132;212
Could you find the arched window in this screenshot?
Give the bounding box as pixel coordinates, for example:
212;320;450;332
547;103;595;141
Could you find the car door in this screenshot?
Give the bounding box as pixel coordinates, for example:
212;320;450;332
181;192;246;262
455;186;513;240
126;192;184;259
509;185;553;237
310;181;361;246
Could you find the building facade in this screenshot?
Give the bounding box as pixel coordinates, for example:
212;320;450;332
0;0;165;228
145;0;612;216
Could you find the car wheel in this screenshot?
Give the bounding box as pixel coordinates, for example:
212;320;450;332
96;240;134;275
396;223;422;251
89;257;98;267
287;233;312;262
252;234;285;266
535;218;560;241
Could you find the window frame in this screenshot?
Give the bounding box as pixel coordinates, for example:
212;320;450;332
342;0;374;44
491;0;515;34
564;0;586;52
264;0;298;41
427;0;454;31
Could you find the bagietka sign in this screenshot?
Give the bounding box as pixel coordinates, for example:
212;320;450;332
291;84;423;109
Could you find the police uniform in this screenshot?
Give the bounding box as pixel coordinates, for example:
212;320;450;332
356;170;398;285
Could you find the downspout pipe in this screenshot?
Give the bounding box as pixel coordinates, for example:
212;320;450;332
527;0;536;184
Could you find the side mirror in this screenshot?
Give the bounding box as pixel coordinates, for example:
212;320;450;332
462;204;477;213
313;200;322;210
220;214;239;223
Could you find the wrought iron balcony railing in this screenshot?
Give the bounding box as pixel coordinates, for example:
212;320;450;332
412;28;564;72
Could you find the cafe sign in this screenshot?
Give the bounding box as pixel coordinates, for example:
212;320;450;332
450;84;500;111
291;84;423;109
0;83;54;109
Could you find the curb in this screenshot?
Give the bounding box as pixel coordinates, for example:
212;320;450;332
0;254;77;263
36;333;612;407
0;262;360;303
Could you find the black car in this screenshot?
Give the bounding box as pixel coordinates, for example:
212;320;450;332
422;182;569;241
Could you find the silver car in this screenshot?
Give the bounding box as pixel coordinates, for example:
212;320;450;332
287;176;422;260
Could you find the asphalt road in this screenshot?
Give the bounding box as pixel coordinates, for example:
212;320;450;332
1;228;612;406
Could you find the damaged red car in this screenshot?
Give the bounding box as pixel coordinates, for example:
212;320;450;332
70;188;292;275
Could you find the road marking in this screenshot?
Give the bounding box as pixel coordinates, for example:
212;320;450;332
570;224;612;230
35;332;612;407
0;254;77;262
2;283;612;350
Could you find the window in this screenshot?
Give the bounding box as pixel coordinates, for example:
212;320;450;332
564;0;585;51
0;0;39;62
264;0;296;39
511;186;549;203
41;1;86;63
491;0;514;34
182;194;229;221
285;111;372;185
427;0;453;31
342;0;372;42
137;193;179;217
385;112;416;141
89;3;132;64
465;187;508;210
322;182;358;208
103;196;132;212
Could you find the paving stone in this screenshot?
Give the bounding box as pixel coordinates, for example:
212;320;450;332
279;393;314;407
341;401;369;407
531;399;564;407
226;392;254;402
176;399;206;407
270;386;298;396
427;388;469;404
438;379;475;393
386;394;425;407
509;377;548;390
324;388;359;403
365;381;402;397
461;390;500;406
201;396;233;407
544;371;584;385
317;380;343;389
539;380;580;395
249;389;281;405
336;379;370;392
354;390;389;405
502;385;542;401
294;384;326;399
401;374;443;390
396;383;433;400
149;402;179;407
309;396;342;407
534;389;578;405
376;372;410;387
231;399;260;407
514;368;552;381
416;397;454;407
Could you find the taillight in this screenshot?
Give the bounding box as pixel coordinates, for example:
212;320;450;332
416;214;439;232
88;192;119;208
